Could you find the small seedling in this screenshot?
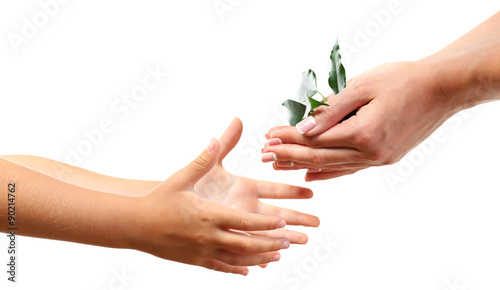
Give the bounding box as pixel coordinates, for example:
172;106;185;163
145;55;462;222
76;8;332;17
283;37;346;126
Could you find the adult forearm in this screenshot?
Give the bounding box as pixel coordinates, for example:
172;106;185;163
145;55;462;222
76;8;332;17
1;155;159;197
0;157;137;249
421;11;500;112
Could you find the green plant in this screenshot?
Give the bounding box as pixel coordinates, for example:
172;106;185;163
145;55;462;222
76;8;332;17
283;38;346;126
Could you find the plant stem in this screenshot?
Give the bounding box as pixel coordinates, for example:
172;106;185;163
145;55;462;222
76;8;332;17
316;91;327;102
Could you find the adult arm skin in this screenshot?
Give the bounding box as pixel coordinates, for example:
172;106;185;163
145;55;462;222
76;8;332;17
262;11;500;181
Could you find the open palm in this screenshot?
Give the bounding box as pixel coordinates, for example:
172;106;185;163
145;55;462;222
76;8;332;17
193;118;320;244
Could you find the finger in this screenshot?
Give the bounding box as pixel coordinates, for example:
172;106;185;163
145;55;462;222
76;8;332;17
202;258;249;275
214;249;281;266
305;168;366;181
215;207;286;231
169;139;220;189
247;228;309;244
265;126;291;139
262;144;364;166
251;179;313;199
273;161;370;171
259;203;320;227
217;230;289;253
218;118;243;163
273;162;307;171
296;87;371;136
259;264;268;268
267;125;354;148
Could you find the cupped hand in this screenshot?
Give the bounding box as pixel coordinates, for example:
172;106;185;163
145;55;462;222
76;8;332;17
262;61;463;181
194;118;320;244
132;137;291;275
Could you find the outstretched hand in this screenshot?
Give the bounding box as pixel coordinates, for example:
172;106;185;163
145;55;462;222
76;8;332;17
133;118;319;275
195;118;320;243
134;136;290;276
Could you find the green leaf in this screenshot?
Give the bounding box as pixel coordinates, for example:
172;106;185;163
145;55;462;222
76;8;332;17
297;69;318;102
282;99;306;126
308;97;329;112
328;37;346;94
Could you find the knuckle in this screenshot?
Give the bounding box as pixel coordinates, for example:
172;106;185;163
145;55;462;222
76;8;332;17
236;241;252;252
195;233;211;246
199;214;211;223
364;148;390;164
311;150;328;166
203;259;222;272
308;135;323;147
350;73;374;95
381;153;401;165
320;105;336;121
352;129;376;148
229;256;244;266
239;218;252;230
193;155;210;169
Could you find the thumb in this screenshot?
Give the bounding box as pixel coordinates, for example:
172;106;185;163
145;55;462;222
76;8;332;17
170;138;220;189
295;87;369;136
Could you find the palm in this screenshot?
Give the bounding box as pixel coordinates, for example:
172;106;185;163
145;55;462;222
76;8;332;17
192;118;319;244
194;164;259;213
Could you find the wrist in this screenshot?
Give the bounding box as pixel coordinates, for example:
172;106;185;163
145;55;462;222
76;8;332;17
417;48;500;114
105;194;146;250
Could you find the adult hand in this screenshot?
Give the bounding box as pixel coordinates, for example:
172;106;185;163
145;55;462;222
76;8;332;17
133;137;290;275
262;61;469;181
262;12;500;181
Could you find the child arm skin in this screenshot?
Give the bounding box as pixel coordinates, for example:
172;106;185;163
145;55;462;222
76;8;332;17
0;139;294;276
2;118;320;244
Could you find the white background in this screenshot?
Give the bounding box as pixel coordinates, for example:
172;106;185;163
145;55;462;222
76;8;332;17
1;1;500;289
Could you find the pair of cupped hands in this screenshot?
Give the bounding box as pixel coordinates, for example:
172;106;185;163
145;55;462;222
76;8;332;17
144;61;461;275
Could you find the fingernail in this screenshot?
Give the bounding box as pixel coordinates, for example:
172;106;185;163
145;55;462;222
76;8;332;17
307;168;322;173
282;240;290;249
206;138;216;152
262;152;277;163
278;219;286;228
272;253;281;261
276;161;294;167
266;138;282;146
296;116;316;134
241;270;249;276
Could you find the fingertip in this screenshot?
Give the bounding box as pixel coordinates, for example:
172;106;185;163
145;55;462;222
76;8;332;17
312;216;321;227
272;252;281;262
277;219;286;228
296;116;316;135
301;187;314;198
304;173;321;182
241;268;249;276
302;234;309;244
206;138;219;153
